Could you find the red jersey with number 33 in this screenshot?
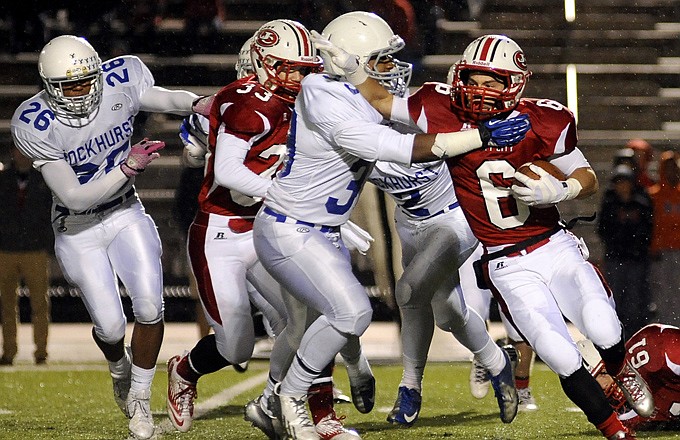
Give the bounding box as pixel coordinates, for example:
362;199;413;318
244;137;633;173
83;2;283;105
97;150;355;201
406;83;578;247
198;76;289;220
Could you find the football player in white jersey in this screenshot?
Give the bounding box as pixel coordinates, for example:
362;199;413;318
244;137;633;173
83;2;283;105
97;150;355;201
253;12;531;440
10;35;214;440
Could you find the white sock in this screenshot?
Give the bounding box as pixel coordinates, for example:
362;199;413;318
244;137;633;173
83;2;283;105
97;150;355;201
400;354;424;391
130;364;156;393
474;340;505;377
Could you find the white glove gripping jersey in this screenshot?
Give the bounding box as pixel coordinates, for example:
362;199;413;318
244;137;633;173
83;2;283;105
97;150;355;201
263;73;415;226
11;55;154;210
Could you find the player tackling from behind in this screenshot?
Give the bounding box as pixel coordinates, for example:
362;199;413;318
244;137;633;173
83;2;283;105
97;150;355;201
10;35;214;440
318;32;655;440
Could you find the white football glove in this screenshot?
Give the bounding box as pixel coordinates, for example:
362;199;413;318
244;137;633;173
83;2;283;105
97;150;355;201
341;220;374;255
310;30;368;85
511;164;582;206
179;115;209;168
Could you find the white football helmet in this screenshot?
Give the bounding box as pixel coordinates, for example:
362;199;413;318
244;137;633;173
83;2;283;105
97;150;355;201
251;19;323;103
446;63;455;85
450;34;531;121
38;35;103;118
235;36;255;79
321;11;412;97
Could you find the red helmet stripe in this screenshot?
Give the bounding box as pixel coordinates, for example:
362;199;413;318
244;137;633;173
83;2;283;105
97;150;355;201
478;37;495;61
477;36;503;62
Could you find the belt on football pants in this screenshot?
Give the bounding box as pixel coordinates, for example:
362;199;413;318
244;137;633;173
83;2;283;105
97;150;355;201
430;201;460;218
55;187;136;216
263;206;340;233
482;225;564;261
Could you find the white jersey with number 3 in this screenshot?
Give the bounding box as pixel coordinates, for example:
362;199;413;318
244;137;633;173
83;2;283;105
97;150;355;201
263;73;414;226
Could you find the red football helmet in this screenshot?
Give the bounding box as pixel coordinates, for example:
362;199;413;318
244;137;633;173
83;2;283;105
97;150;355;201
251;19;323;103
450;34;531;122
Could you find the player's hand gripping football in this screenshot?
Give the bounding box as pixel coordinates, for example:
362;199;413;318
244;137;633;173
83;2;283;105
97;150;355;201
310;30;367;85
179;115;209;168
511;164;581;206
120;138;166;177
478;114;531;147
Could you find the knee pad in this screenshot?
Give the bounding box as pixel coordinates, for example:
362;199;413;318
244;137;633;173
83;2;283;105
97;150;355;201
215;333;253;365
133;297;164;325
93;320;126;345
395;278;415;308
330;305;373;336
581;298;621;349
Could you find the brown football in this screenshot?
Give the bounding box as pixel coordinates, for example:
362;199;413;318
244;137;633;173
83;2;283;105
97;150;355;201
513;159;566;186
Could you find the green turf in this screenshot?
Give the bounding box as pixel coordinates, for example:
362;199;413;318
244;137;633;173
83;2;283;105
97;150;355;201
0;361;675;439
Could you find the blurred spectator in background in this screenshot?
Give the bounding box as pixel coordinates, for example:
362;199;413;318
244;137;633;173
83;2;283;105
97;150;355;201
174;165;211;338
597;164;653;336
0;146;53;365
647;150;680;327
625;138;656;189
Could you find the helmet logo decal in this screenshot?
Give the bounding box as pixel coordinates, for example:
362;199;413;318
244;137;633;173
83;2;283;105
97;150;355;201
513;51;527;71
256;29;280;48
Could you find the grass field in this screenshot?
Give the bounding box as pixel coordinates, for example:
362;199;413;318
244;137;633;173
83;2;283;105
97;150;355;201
0;360;676;440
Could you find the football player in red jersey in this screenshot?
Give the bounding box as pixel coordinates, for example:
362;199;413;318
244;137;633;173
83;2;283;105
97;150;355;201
580;323;680;432
314;32;656;440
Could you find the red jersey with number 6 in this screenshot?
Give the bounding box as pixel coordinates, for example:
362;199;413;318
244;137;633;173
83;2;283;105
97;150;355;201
199;76;289;221
620;324;680;430
406;82;578;247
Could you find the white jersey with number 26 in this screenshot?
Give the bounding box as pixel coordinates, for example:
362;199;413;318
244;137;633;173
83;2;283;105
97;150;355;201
11;56;153;203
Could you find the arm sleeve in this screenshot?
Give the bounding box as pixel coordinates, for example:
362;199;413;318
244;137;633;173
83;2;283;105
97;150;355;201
213;132;272;198
40;160;130;212
550;148;590;176
390;96;416;127
330;119;414;165
139;86;199;115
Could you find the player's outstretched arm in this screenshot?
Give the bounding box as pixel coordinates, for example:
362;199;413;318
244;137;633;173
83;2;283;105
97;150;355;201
139;86;216;116
412;114;532;162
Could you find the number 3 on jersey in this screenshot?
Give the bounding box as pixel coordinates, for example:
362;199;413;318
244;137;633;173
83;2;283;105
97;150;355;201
326;160;371;215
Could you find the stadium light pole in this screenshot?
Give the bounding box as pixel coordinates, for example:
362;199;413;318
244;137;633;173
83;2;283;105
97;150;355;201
566;64;578;124
565;0;576;22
